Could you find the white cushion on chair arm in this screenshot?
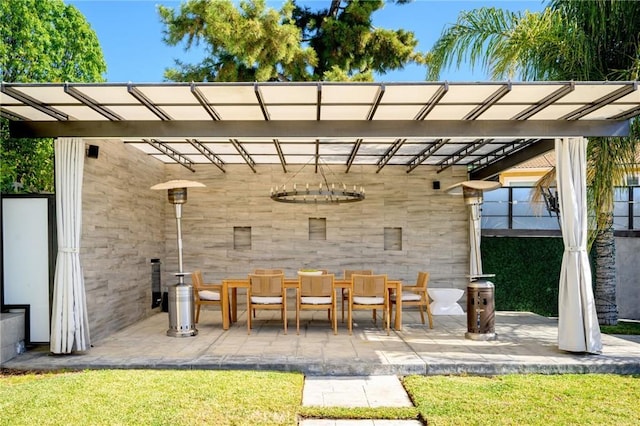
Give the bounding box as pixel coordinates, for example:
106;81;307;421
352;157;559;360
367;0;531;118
301;296;332;305
251;296;283;304
353;296;384;305
390;293;421;302
199;290;221;301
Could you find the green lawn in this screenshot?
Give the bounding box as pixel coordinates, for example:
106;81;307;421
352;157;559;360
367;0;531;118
0;370;302;425
600;320;640;335
403;374;640;426
2;370;639;425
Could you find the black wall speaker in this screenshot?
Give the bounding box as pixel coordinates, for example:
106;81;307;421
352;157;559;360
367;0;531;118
87;145;99;158
432;181;441;190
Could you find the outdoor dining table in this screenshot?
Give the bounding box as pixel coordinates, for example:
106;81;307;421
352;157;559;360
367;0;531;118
220;277;403;331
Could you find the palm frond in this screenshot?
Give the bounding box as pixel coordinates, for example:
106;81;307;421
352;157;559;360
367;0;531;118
426;7;519;80
530;167;557;217
586;136;639;247
426;7;585;81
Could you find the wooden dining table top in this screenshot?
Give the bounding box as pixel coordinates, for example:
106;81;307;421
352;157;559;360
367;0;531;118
222;277;402;287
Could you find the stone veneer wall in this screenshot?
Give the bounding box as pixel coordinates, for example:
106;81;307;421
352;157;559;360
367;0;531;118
81;139;166;342
164;164;472;290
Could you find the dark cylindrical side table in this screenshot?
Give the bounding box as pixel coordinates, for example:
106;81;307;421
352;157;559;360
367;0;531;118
465;278;496;341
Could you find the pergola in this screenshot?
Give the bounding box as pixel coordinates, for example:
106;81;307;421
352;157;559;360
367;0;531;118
3;80;640;355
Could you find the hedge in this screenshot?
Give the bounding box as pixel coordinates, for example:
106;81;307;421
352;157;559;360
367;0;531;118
481;236;564;317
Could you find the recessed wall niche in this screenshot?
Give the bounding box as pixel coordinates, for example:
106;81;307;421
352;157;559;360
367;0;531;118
233;226;251;250
309;218;327;241
384;227;402;251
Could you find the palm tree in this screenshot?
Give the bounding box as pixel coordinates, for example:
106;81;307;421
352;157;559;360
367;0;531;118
426;0;640;325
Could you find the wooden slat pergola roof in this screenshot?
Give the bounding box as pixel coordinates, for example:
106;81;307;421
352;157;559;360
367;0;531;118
2;81;639;178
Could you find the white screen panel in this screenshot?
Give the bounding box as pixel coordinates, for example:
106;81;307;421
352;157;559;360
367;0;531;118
2;198;50;342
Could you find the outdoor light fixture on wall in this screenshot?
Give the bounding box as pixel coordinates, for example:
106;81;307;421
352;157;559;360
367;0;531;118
86;144;99;158
151;179;205;337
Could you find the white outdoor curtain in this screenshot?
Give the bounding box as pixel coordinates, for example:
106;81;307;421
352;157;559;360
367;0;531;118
556;137;602;354
50;138;90;354
469;203;483;276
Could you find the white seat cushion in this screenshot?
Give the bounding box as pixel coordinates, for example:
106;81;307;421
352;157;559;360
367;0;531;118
199;290;220;301
251;296;282;304
301;296;332;305
390;293;422;302
353;296;384;305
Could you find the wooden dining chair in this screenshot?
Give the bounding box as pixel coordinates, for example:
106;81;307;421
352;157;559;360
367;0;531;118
341;269;372;322
251;269;284;317
348;274;390;335
296;274;337;335
192;270;228;325
253;268;284;275
390;271;433;329
247;273;287;334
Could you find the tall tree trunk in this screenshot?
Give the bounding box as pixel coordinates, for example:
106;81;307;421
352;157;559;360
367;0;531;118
593;213;618;325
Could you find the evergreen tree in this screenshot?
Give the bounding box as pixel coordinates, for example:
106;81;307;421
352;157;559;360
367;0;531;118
158;0;424;82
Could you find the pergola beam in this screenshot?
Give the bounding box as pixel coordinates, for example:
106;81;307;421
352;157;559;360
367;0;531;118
143;139;195;172
470;138;555;180
187;139;225;173
229;138;257;173
9;119;630;139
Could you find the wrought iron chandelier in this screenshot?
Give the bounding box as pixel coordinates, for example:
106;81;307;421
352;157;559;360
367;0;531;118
270;160;365;204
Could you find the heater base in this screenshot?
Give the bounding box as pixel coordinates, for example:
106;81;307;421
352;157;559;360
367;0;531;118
465;332;497;341
166;328;198;338
166;283;198;338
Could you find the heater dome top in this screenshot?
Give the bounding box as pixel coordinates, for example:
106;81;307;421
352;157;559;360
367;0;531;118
150;180;206;190
445;180;501;195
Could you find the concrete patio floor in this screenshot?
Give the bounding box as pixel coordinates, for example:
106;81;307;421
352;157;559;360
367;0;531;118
3;308;640;375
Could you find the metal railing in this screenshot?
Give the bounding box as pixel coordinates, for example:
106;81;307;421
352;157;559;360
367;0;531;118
481;186;640;232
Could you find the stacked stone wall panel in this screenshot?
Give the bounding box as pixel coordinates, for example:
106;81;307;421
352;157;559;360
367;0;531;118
81;139;166;341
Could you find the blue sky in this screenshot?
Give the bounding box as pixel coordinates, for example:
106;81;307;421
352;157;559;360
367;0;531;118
68;0;546;83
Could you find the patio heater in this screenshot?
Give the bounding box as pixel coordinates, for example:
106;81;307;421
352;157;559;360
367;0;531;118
446;180;500;341
151;179;205;337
